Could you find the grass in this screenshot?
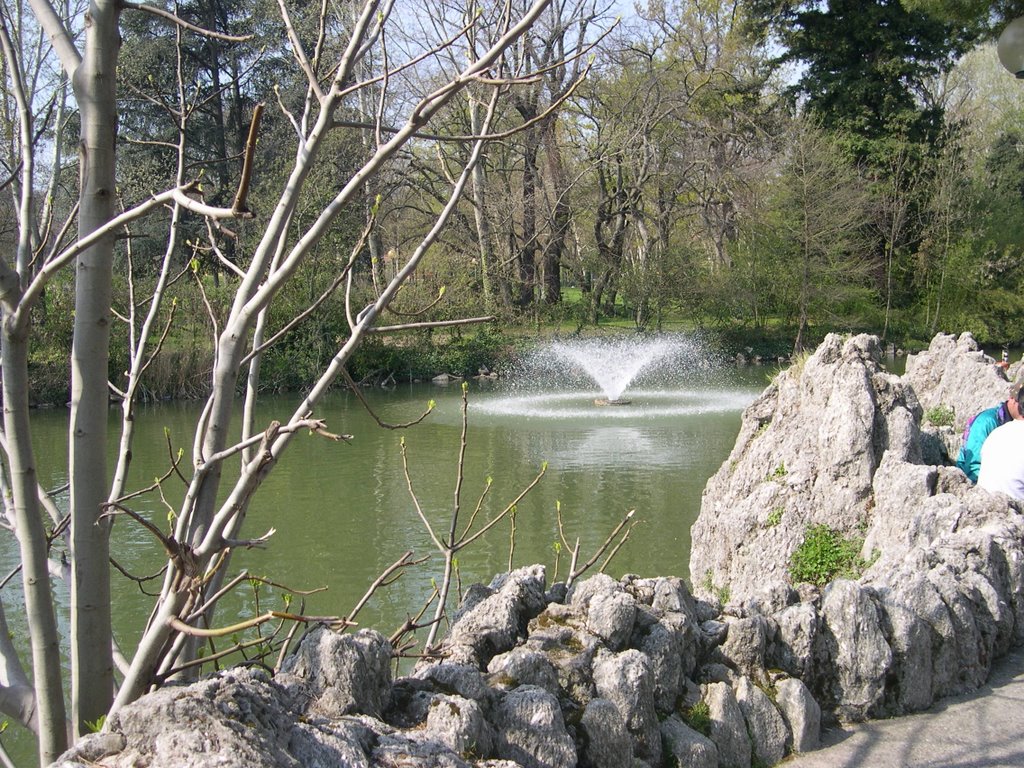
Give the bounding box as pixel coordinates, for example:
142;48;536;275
924;404;955;427
788;524;869;587
680;700;711;736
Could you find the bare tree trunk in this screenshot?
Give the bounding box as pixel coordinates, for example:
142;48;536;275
2;325;68;763
541;117;566;305
469;96;495;309
517;131;539;307
68;0;120;733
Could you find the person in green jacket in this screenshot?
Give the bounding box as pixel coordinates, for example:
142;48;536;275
956;383;1024;483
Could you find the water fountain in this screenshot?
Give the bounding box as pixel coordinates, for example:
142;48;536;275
472;334;753;421
545;337;682;405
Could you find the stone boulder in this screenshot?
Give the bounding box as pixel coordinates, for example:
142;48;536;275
426;564;548;669
690;333;922;601
903;332;1016;433
689;330;1024;728
278;627;391;718
56;565;828;768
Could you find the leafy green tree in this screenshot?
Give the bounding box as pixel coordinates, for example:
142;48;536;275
749;0;974;151
764;117;874;353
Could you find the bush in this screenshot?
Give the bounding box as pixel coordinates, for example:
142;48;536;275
680;700;711;736
788;524;867;587
347;327;521;383
924;404;955;427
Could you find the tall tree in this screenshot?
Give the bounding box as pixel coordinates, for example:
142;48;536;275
767;117;873;353
749;0;974;151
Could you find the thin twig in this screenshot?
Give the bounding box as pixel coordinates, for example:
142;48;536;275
110;558;167;597
123;2;253;42
168;610;349;638
345;550;426;627
572;510;637;580
459;464;547;549
400;438;443;550
340;367;434;429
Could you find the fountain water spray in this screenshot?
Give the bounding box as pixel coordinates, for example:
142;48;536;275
475;334;750;420
546;338;683;405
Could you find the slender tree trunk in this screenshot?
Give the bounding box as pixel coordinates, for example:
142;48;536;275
2;322;68;764
541;118;566;305
68;0;120;733
518;133;539;307
469;96;495;309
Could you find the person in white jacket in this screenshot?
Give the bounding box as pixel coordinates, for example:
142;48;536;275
977;418;1024;500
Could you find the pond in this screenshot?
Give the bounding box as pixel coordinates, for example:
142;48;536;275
1;354;773;763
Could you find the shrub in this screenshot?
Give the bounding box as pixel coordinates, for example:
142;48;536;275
680;700;711;736
924;404;955;427
788;523;867;587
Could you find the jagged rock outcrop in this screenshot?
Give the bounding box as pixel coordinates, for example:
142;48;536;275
54;331;1024;768
903;332;1017;431
690;333;923;599
689;330;1024;725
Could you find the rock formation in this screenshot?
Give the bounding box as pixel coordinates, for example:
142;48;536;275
54;331;1024;767
57;568;820;768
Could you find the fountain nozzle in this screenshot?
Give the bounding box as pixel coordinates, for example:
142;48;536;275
594;398;632;406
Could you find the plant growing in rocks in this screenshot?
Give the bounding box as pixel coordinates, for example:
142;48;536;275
788;524;867;587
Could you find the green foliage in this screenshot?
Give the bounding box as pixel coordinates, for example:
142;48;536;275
348;327;520;383
767;462;788;481
699;569;731;604
765;0;973;148
680;700;711;736
84;715;106;733
788;524;869;587
765;508;784;528
924;404;955;427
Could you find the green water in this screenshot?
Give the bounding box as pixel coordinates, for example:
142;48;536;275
0;367;770;764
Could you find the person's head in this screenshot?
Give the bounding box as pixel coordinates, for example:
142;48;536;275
1009;383;1024;419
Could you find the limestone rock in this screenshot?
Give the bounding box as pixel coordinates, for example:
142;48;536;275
58;668;300;768
492;686;577;768
903;332;1013;434
769;602;818;680
734;676;787;767
650;576;700;625
775;677;820;753
578;698;634;768
279;627;392;719
637;613;693;711
704;680;752;768
414;662;493;703
285;720;374;768
813;580;893;721
659;715;718;768
586;590;637;651
488;647;561;696
432;565;548;668
592;649;661;764
425;694;493;757
720;615;768;678
690;333;921;602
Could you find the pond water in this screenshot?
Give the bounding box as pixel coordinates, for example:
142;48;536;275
1;361;773;763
